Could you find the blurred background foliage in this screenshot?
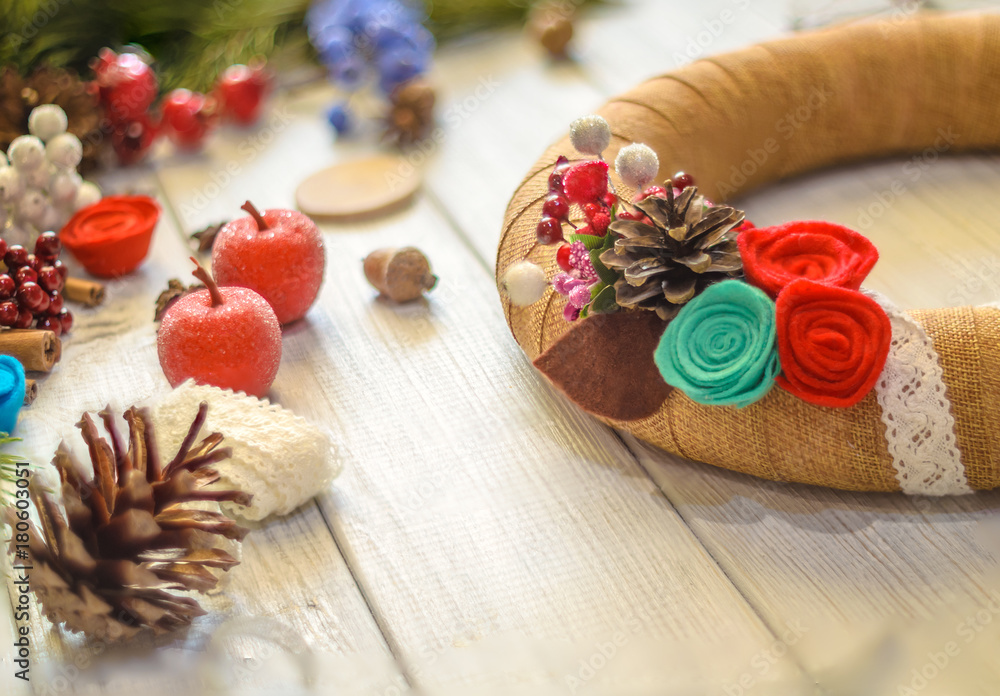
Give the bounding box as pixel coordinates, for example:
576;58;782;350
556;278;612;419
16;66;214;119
0;0;565;91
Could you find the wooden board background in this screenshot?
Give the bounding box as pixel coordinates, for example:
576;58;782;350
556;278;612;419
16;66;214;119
4;1;1000;695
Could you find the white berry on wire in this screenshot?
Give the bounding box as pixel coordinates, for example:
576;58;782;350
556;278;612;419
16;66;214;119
50;169;82;206
74;181;102;210
8;135;46;171
23;163;53;190
615;143;659;190
16;188;49;226
28;104;69;142
569;115;611;156
0;167;24;204
504;260;549;306
45;133;83;169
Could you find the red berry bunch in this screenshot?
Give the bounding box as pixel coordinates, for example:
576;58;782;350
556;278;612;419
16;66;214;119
92;48;162;165
0;233;73;335
538;156;619;247
539;156;619;272
91;48;271;165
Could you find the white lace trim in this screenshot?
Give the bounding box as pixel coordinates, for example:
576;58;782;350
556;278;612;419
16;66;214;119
151;380;343;520
865;291;971;496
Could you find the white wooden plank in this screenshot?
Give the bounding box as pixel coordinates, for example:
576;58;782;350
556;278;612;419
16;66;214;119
477;1;1000;690
154;86;812;695
425;29;606;267
573;0;791;101
1;165;404;695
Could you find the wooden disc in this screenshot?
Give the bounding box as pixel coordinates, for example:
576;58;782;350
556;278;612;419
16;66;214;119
296;154;422;219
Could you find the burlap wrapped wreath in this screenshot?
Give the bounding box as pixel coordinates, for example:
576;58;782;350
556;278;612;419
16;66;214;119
496;13;1000;494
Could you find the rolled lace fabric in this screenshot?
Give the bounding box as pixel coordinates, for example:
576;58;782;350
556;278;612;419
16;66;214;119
152;380;342;519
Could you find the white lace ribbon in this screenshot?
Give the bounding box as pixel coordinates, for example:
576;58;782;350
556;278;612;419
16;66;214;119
864;290;971;496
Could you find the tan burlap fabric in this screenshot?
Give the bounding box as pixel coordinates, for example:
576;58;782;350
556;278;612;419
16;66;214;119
497;13;1000;492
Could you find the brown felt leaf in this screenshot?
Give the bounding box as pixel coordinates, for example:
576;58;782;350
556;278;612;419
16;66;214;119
533;311;672;421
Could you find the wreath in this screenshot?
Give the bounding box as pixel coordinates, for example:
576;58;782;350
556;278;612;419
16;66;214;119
497;13;1000;495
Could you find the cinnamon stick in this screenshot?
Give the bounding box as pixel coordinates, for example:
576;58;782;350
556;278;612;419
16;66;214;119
24;378;36;406
64;277;105;307
0;330;60;372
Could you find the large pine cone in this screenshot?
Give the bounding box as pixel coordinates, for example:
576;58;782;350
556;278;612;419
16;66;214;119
10;403;251;641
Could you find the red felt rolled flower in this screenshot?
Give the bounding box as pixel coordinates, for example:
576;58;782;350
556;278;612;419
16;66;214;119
775;279;891;408
738;220;878;297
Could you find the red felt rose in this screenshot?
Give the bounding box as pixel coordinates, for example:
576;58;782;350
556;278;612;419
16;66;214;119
738;220;878;297
775;279;891;408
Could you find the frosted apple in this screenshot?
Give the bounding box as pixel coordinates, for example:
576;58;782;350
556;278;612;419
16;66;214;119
158;257;281;397
211;201;325;324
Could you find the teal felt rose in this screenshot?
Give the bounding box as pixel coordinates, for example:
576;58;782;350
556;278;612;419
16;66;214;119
653;280;780;408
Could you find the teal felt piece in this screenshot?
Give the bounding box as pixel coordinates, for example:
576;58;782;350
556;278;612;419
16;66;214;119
0;355;25;435
653;280;780;408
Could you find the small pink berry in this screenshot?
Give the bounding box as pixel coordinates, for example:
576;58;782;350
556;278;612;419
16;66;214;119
568;284;592;309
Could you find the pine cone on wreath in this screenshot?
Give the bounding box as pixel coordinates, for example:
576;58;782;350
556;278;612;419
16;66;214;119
600;182;745;320
0;65;105;173
9;403;251;641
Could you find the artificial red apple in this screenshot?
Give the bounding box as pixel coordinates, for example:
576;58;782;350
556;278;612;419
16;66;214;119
161;89;218;150
158;257;281;397
211;201;325;324
215;63;271;126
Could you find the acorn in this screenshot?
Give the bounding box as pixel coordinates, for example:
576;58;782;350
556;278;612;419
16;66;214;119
363;247;437;302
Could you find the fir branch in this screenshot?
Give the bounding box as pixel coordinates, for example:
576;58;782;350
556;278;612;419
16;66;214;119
1;0;599;92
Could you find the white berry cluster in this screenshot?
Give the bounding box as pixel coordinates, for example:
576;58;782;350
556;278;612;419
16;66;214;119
1;105;101;246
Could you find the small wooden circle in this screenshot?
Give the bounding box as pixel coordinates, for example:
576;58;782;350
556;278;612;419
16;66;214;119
296;154;422;220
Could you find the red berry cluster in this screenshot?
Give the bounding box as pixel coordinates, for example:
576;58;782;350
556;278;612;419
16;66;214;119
0;233;73;335
537;156;619;271
91;48;271;165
